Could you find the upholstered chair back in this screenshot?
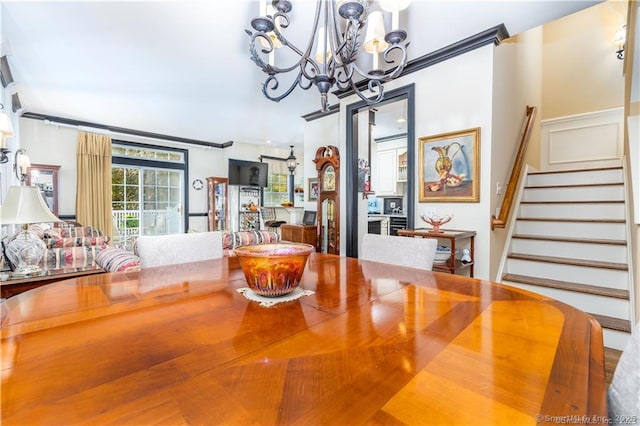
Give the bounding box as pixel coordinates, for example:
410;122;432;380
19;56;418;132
135;231;223;268
360;234;437;271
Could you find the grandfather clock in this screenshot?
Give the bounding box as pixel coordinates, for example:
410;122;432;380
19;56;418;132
313;145;340;255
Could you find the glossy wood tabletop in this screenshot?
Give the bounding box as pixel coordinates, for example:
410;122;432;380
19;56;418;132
1;253;607;425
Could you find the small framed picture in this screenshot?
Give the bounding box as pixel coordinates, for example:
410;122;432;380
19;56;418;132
302;210;317;226
308;178;319;201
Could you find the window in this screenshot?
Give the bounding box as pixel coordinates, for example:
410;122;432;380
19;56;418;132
111;141;187;248
264;172;289;206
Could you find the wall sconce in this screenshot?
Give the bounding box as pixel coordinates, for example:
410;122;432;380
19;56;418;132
614;25;626;60
14;148;31;183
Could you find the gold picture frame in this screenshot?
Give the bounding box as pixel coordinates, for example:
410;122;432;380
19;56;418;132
308;177;319;201
418;127;480;202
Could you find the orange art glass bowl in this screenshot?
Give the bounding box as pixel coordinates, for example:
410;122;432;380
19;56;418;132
234;243;315;297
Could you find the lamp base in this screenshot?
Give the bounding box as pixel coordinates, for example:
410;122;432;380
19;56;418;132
10;265;42;277
6;230;46;276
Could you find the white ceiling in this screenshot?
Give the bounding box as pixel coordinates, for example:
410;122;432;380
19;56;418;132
0;0;601;148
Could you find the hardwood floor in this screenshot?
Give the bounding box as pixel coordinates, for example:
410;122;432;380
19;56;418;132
604;347;622;386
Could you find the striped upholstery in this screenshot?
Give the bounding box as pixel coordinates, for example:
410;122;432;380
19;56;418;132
43;236;110;249
95;247;141;272
222;230;280;256
46;226;105;238
42;246;103;270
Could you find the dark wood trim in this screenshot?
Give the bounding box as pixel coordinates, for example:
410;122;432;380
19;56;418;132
525;182;623;189
511;234;626;246
517;217;626;224
375;133;408;143
520;200;624;204
303;24;509;122
11;93;21;113
21;112;233;149
259;155;287;162
492;106;535;230
528;166;623;175
506;253;628;271
502;273;630;299
0;55;14;88
590;313;632;333
335;24;509;101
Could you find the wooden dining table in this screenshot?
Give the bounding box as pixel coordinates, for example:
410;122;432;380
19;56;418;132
1;253;607;425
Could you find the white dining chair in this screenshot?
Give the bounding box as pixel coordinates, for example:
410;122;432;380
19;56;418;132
135;231;223;268
608;323;640;422
360;233;437;270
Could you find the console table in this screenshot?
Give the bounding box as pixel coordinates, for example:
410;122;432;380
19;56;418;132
397;228;476;277
281;224;317;247
0;265;105;298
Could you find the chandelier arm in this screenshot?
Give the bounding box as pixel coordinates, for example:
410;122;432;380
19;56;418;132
262;71;308;103
379;44;410;80
249;31;318;76
349;78;385;106
270;10;306;59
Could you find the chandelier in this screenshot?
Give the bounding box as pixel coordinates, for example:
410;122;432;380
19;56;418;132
246;0;410;112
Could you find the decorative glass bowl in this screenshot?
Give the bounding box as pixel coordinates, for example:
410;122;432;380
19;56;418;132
234;243;315;297
420;213;453;233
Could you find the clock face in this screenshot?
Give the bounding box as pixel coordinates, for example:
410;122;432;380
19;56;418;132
192;179;204;190
323;166;335;192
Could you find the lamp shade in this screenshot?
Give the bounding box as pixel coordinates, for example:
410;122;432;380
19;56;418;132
0;185;60;225
364;11;388;54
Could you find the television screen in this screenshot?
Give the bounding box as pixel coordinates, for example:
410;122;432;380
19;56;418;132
228;159;268;187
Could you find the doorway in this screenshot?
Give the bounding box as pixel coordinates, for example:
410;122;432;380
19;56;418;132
345;84;416;257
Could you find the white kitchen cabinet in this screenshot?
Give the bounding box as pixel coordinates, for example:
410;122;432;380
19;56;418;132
376;149;397;195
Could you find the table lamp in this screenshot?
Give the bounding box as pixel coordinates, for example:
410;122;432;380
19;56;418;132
1;150;60;276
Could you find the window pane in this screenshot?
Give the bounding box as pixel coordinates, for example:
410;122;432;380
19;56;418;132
112;168;124;184
143;170;156;185
126;169;139;184
157;171;169;186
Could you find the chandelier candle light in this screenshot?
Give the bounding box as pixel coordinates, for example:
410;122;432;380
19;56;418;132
246;0;411;112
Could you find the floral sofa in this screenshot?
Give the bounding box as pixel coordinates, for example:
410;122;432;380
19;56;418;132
2;224;140;273
2;227;279;274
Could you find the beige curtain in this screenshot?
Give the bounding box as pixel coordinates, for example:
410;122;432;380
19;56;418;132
76;132;113;238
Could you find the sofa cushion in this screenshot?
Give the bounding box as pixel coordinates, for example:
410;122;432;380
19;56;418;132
43;236;110;249
41;246;103;270
46;226;105;238
95;247;141;272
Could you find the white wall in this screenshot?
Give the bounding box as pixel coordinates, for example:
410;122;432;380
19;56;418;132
306;44;499;279
18;117;303;231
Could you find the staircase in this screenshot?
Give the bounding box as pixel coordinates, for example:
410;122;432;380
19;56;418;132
499;165;633;351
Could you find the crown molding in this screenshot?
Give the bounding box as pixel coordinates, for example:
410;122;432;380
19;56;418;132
302;23;510;122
